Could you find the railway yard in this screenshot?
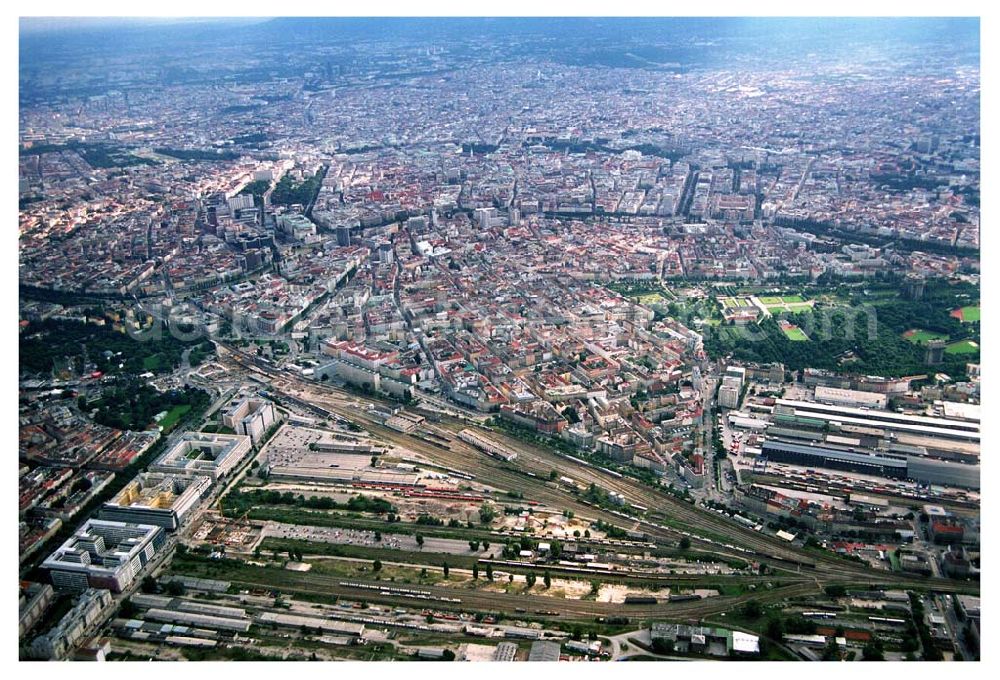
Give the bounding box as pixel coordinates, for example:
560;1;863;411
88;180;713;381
90;345;976;662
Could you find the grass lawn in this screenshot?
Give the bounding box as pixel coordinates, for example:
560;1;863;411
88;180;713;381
719;325;749;341
953;305;980;322
159;404;192;432
718;296;753;309
636;292;667;305
759;294;805;304
259;537;480;571
308;556;464;586
142;353;169;372
760;295;812;313
945;339;979;355
782;302;814;312
903;328;950;345
781;325;809;341
889;550;902;571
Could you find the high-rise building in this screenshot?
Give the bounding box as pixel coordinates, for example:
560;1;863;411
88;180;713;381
719;381;741;409
926;339;946;365
228;193;255;213
903;276;925;301
336;224;351;246
220;395;278;446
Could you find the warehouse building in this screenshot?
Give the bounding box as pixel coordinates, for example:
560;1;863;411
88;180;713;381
130;593;250;620
728;413;769;431
814;386;888;409
774;399;980;441
111;618;219;644
528;640;561;661
761;440;980;489
493;641;519;661
761;440;908;479
141;608;251;633
256;611;365;638
908;457;980;490
650;622;759;657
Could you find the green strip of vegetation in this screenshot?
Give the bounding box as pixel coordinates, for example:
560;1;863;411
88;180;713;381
257;537;480;569
154;147;242;161
223;488;396;516
271;170;324;207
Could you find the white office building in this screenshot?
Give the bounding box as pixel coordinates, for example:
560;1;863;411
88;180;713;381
220;395;278;446
101;473;211;530
42;519;166;593
150;432;253;480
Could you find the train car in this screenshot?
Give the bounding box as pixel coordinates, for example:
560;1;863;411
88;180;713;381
668;594;702;603
623;595;657;605
595;616;630;625
868;616;906;626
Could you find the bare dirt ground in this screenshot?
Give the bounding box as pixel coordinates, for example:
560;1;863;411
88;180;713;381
479;573;593;599
596;583;672;603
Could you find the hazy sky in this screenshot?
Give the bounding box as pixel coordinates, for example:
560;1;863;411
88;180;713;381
19;17;266;34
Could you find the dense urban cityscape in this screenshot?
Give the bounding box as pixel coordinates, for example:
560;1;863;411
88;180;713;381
17;17;981;663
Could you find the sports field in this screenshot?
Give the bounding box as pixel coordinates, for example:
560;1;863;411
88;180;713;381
780;323;809;341
950;305;980;323
945;339;979;355
902;328;949;345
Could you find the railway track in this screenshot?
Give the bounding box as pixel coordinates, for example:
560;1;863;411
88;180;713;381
198;565;824;621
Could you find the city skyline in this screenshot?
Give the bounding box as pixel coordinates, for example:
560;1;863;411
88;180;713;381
15;13;983;667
